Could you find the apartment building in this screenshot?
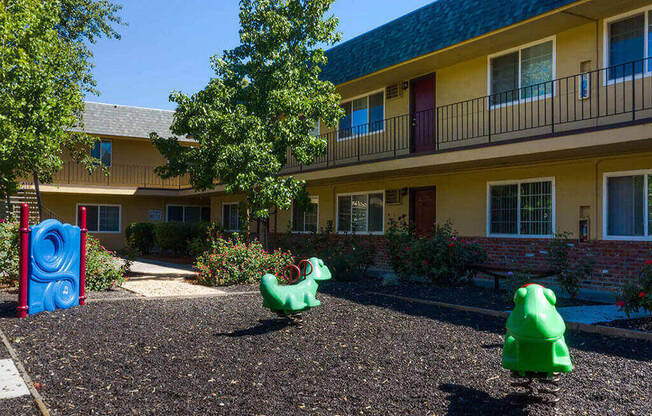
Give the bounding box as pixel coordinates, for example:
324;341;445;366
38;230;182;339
208;0;652;294
17;102;211;249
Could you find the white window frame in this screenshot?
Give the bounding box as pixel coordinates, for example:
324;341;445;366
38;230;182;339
75;203;122;234
602;5;652;86
222;202;240;232
337;89;386;142
291;196;319;234
602;169;652;241
90;139;112;167
486;36;557;109
165;204;210;223
336;190;385;235
486;177;556;238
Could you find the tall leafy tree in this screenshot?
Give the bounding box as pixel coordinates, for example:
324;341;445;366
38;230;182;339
0;0;122;219
152;0;342;244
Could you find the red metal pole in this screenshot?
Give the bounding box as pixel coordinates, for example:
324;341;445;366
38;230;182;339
79;206;87;306
17;204;30;318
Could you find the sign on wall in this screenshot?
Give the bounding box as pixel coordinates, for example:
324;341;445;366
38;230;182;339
147;209;163;221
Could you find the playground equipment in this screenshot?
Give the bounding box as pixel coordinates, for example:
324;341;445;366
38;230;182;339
260;257;331;326
502;283;573;403
17;204;87;317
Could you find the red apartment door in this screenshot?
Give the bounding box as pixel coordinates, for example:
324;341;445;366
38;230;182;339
411;74;436;153
411;187;436;236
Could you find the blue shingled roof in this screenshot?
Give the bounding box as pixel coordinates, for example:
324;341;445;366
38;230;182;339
322;0;579;85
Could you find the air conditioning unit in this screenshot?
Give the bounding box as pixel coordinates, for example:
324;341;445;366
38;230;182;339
385;189;402;205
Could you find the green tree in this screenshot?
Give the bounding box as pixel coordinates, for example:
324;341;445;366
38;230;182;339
0;0;122;219
151;0;342;246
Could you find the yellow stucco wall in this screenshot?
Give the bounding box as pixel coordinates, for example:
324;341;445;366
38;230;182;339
212;152;652;241
42;193;211;250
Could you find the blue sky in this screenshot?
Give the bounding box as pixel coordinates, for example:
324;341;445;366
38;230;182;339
88;0;434;110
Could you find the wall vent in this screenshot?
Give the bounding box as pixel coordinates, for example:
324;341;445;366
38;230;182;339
386;84;402;100
385;189;401;205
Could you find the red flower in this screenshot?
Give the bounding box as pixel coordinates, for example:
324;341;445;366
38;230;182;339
646;260;652;265
423;260;429;266
449;242;455;247
616;301;626;310
639;292;647;298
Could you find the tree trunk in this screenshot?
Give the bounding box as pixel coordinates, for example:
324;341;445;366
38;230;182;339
260;218;269;251
32;172;43;222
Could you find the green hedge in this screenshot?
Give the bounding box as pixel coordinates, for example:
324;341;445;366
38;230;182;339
127;221;213;257
125;222;155;255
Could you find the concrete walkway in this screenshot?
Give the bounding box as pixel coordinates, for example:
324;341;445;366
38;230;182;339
129;258;196;277
556;304;652;324
122;275;227;297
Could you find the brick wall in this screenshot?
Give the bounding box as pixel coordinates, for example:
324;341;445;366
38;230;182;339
271;233;652;293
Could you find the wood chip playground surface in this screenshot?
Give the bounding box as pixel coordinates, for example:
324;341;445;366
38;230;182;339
0;282;650;415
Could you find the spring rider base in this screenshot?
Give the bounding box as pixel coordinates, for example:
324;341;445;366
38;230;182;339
260;257;331;326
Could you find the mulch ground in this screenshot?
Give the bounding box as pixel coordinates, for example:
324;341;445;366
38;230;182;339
598;317;652;333
0;341;40;416
0;282;649;415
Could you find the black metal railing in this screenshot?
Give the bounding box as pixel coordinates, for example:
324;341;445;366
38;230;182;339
285;57;652;173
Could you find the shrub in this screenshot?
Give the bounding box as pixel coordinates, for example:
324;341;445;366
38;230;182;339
385;217;486;284
152;221;213;257
0;219;19;286
502;272;535;302
195;235;294;286
617;260;652;316
271;222;375;281
85;235;132;291
547;232;594;298
126;222;155;255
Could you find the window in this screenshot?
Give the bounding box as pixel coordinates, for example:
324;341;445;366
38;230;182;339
310;121;320;137
489;38;554;105
222;203;240;232
604;171;652;239
166;205;210;223
338;91;384;139
90;140;112;167
337;192;384;234
488;179;554;237
604;7;652;80
77;204;121;233
292;197;318;233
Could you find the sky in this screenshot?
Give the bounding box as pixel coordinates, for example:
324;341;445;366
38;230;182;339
88;0;435;110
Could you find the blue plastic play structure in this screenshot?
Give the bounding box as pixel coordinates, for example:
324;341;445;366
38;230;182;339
28;219;81;314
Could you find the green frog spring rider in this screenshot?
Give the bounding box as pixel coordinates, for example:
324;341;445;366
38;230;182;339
502;283;573;403
260;257;331;326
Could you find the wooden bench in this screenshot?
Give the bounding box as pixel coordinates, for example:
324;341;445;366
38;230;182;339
471;264;557;290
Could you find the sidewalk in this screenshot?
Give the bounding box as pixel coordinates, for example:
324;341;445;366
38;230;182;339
128;258;196;277
556;304;652;324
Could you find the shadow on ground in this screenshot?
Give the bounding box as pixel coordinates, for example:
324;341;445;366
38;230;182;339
319;281;652;361
215;318;291;337
439;383;537;416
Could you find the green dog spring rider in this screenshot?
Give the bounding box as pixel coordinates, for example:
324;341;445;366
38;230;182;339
502;283;573;403
260;257;331;327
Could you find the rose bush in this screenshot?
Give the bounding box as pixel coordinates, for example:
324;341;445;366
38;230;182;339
271;222;375;281
385;216;486;284
617;260;652;316
195;235;294;286
0;219;19;286
85;235;131;291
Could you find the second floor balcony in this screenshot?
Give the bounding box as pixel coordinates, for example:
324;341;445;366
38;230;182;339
50;162;191;190
285;57;652;174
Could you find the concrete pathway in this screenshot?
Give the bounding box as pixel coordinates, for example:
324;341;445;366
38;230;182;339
556;304;652;325
122;275;227;298
0;358;29;399
129;258;196;277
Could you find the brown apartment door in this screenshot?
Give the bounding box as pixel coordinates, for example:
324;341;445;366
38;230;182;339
410;187;436;236
411;74;436;153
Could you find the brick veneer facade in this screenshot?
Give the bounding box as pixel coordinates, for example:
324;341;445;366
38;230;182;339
272;233;652;293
